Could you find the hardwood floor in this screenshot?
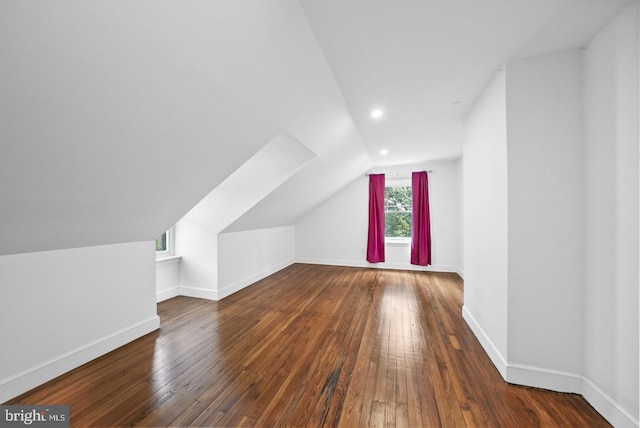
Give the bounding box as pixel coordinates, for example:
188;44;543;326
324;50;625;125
7;264;609;427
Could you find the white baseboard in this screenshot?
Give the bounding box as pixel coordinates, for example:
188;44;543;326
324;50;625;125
506;363;582;394
156;286;181;302
461;305;508;379
178;285;219;301
296;257;463;277
216;258;295;300
462;305;582;393
0;315;160;403
163;259;296;302
505;364;637;428
462;305;638;428
583;376;639;428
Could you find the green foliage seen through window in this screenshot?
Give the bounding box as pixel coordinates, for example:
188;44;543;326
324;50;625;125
385;186;412;238
156;232;167;251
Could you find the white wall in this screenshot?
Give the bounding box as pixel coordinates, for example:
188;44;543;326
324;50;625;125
462;6;639;426
177;133;315;299
461;69;509;375
505;50;585;388
0;242;159;403
175;215;220;300
583;3;639;426
160;226;295;302
295;159;462;275
458;156;465;274
218;226;295;300
295;175;367;266
156;257;181;302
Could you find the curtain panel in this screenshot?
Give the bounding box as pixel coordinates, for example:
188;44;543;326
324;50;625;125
411;171;431;266
366;174;385;263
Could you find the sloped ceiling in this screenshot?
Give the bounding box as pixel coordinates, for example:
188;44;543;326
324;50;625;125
299;0;633;166
231;0;633;232
0;0;370;255
0;0;633;254
185;132;317;234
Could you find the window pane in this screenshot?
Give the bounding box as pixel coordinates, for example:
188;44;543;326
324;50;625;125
386;212;412;237
156;232;167;252
385;185;412;237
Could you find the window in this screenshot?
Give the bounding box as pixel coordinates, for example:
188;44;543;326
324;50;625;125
155;227;174;258
385;184;412;239
156;233;168;252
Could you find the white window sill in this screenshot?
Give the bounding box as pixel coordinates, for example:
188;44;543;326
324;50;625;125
385;238;411;246
156;255;182;264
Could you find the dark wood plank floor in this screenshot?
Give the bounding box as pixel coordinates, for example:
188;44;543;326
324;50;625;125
7;264;609;427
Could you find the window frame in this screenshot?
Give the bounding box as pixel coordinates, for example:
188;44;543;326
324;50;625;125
155;227;175;259
384;178;412;244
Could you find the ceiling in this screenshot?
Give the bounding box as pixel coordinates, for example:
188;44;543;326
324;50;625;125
0;0;634;256
0;1;371;255
299;0;634;166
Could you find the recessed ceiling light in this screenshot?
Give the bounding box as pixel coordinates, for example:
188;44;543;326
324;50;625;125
380;149;388;155
371;109;383;119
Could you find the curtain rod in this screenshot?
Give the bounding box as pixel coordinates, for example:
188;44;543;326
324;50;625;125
365;170;432;177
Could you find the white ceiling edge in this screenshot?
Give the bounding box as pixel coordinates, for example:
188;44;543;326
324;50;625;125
223;135;373;233
514;0;634;59
179;132;317;235
366;157;462;175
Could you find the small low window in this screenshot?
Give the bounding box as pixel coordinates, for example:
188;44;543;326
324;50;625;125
156;227;174;258
156;233;168;252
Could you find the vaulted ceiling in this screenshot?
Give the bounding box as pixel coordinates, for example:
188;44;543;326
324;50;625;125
300;0;633;165
0;0;633;255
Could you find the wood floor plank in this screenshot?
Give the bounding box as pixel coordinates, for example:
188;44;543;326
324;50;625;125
6;264;611;427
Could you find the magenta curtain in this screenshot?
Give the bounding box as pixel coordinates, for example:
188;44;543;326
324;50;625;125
367;174;385;263
411;171;431;266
